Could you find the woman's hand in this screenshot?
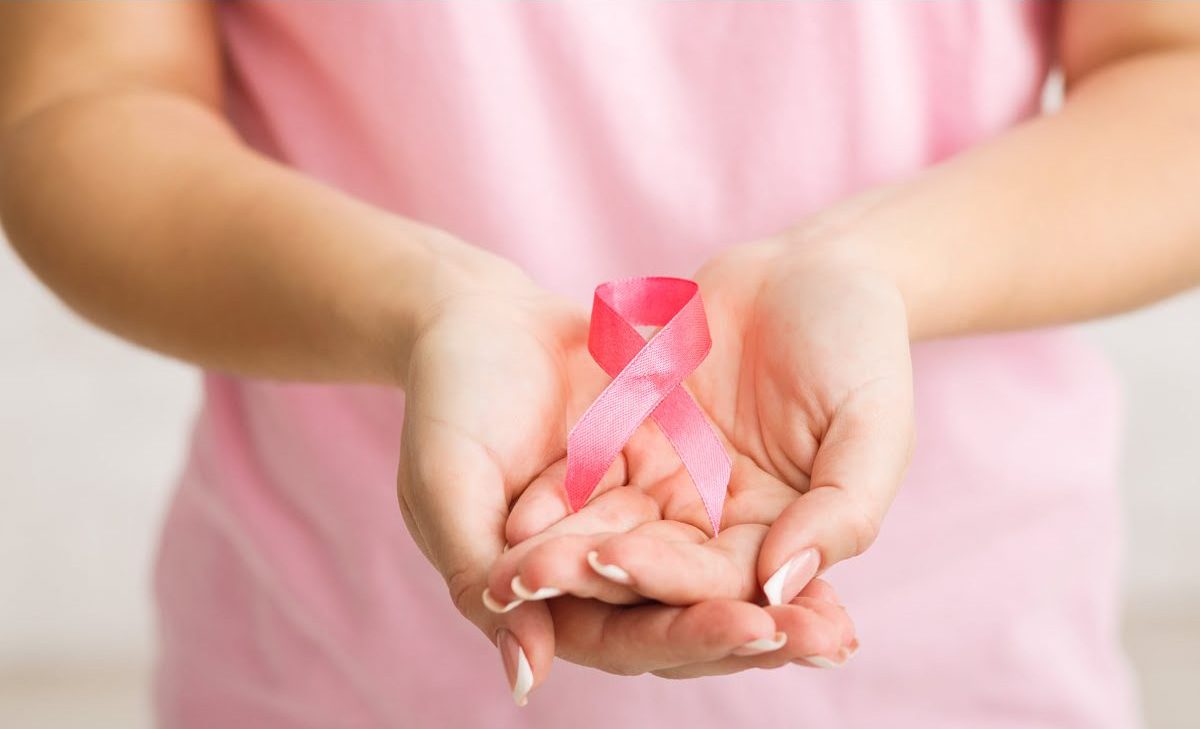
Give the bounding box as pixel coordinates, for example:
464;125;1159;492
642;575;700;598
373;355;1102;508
396;255;598;702
693;235;915;602
396;247;845;702
495;230;912;646
487;486;859;674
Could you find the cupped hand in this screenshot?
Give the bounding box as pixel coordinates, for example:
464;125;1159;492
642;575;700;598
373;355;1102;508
486;484;858;673
493;233;913;652
396;245;850;703
694;237;915;600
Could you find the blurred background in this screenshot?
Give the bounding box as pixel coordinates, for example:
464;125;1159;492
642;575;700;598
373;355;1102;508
2;226;1199;728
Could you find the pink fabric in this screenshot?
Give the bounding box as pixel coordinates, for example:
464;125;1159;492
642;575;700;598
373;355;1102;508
154;2;1139;727
567;278;729;532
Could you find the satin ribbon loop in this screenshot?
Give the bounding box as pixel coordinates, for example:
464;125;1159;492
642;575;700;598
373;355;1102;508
565;277;731;535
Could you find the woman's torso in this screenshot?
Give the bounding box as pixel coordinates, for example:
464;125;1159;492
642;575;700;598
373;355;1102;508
154;4;1137;727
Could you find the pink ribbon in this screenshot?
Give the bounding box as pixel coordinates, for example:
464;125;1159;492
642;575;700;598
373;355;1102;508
565;277;731;535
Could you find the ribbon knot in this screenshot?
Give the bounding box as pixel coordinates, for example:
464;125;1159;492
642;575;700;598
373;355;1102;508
565;277;731;535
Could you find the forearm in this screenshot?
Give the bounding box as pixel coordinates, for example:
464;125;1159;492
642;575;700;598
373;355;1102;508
0;88;509;385
802;48;1200;340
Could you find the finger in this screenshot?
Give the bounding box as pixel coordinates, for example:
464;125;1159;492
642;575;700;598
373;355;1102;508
587;523;765;604
779;605;857;667
504;453;630;546
795;574;839;604
398;421;554;706
506;410;680;546
486;487;660;606
503;520;706;606
651;580;857;678
778;578;858;661
500;533;645;606
549;597;781;676
758;387;913;605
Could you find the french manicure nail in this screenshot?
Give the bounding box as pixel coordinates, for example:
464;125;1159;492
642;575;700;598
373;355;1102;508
511;576;564;601
481;588;523;614
586;550;632;585
762;548;820;606
496;628;533;707
800;654;845;669
732;632;788;656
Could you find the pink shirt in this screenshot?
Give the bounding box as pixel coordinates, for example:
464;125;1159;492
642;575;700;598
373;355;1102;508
154;3;1138;727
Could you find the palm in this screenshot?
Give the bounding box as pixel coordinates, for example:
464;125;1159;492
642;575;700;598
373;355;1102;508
692;244;913;534
498;242;913;611
398;274;855;683
396;279;596;632
402;292;585;496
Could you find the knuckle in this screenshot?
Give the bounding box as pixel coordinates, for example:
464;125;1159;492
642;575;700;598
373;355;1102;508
843;497;882;556
445;566;482;620
597;660;645;677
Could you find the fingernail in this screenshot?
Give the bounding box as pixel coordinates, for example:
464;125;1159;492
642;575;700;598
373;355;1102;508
732;632;788;656
481;588;523;614
586;550;632;585
496;628;533;707
762;548;820;606
801;639;857;669
511;576;564;601
800;654;846;669
838;637;860;662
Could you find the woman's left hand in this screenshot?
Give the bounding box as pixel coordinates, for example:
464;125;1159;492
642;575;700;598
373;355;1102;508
692;234;916;601
491;231;915;654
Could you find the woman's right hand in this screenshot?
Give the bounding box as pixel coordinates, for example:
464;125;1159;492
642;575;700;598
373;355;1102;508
396;252;591;703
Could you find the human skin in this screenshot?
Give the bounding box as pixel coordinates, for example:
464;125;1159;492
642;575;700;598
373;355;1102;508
0;0;857;694
488;1;1200;686
3;0;1200;705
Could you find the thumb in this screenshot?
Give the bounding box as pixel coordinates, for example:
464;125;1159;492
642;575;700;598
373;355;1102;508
757;390;914;606
398;421;555;706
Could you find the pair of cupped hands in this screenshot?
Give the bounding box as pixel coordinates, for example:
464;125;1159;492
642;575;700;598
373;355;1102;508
396;230;915;705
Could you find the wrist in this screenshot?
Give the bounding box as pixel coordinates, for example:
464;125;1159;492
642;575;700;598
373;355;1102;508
771;191;941;341
350;218;534;388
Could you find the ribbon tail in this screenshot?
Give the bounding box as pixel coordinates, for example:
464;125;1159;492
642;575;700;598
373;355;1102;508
650;386;731;535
